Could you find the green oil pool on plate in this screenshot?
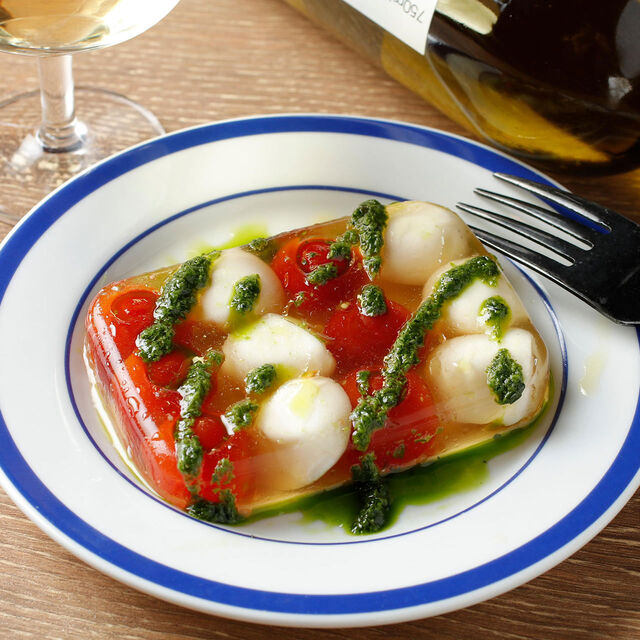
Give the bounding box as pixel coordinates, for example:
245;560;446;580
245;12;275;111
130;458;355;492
246;417;543;534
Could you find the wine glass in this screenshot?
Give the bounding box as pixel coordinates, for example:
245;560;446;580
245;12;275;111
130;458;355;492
0;0;181;224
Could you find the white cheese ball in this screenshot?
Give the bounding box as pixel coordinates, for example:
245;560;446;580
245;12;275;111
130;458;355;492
427;329;547;426
221;313;335;382
380;201;472;285
423;258;528;336
256;376;351;490
197;248;285;329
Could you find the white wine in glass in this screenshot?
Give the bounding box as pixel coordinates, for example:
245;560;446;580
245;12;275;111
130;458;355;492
0;0;179;53
0;0;180;224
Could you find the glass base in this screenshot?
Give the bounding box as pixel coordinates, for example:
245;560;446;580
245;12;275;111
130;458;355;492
0;87;165;223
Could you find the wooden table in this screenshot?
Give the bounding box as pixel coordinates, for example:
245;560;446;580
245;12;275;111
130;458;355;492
0;1;638;637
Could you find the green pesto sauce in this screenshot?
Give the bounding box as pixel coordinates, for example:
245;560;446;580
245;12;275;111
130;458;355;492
244;417;542;534
136;253;217;362
174;350;223;479
357;284;387;317
174;419;202;479
225;398;259;428
356;370;371;396
392;444;405;459
487;348;525;405
480;296;511;341
306;262;338;286
210;457;234;485
229;274;261;315
324;201;388;279
350;454;390;535
188;491;242;524
327;229;359;261
189;458;243;524
179;350;223;418
293;292;307;307
245;363;277;394
351;256;500;451
351;199;388;279
246;237;278;262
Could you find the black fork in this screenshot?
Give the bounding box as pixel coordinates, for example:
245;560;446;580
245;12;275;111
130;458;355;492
457;173;640;325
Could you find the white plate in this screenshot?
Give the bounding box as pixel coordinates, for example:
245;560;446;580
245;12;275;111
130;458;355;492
0;115;638;627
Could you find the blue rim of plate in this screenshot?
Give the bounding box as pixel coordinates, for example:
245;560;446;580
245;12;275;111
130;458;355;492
0;115;638;618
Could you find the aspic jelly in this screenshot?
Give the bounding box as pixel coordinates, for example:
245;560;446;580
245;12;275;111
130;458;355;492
85;200;549;533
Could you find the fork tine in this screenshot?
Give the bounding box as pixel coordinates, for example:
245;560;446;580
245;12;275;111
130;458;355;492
474;188;595;244
493;173;618;231
457;202;578;263
468;225;576;292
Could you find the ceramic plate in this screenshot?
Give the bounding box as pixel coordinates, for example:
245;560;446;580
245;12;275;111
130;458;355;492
0;115;638;627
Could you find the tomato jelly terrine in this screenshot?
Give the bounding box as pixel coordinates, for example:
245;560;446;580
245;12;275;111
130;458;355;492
85;200;549;533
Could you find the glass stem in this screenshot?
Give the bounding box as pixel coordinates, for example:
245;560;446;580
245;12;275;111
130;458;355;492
36;55;86;153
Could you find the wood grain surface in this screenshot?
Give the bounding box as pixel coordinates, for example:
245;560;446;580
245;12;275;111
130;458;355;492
0;1;639;638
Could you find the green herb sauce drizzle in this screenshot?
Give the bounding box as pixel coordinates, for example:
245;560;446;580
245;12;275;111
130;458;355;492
327;229;359;261
357;284;387;317
210;457;234;484
486;348;525;405
242;415;545;535
392;444;405;459
188;455;243;524
245;363;277;395
356;370;371;396
225;398;259;428
136;252;217;362
174;349;223;479
306;262;338;286
351;200;388;278
246;237;277;262
230;274;261;315
351;256;501;451
350;454;390;535
188;492;242;524
479;295;511;341
326;200;388;280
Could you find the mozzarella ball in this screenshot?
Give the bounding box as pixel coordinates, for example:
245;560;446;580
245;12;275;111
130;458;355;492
380;201;472;285
197;248;285;328
423;258;528;336
426;329;548;426
256;376;351;490
221;313;335;382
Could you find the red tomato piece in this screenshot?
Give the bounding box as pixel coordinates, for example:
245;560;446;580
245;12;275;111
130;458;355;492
271;237;368;314
200;387;224;416
324;298;410;372
173;319;224;357
338;369;440;474
107;288;158;359
298;239;350;277
198;428;261;508
121;353;189;507
110;289;157;324
192;415;228;452
125;353;181;435
147;350;192;388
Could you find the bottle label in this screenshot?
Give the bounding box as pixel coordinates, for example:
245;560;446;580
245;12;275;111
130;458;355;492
342;0;437;54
